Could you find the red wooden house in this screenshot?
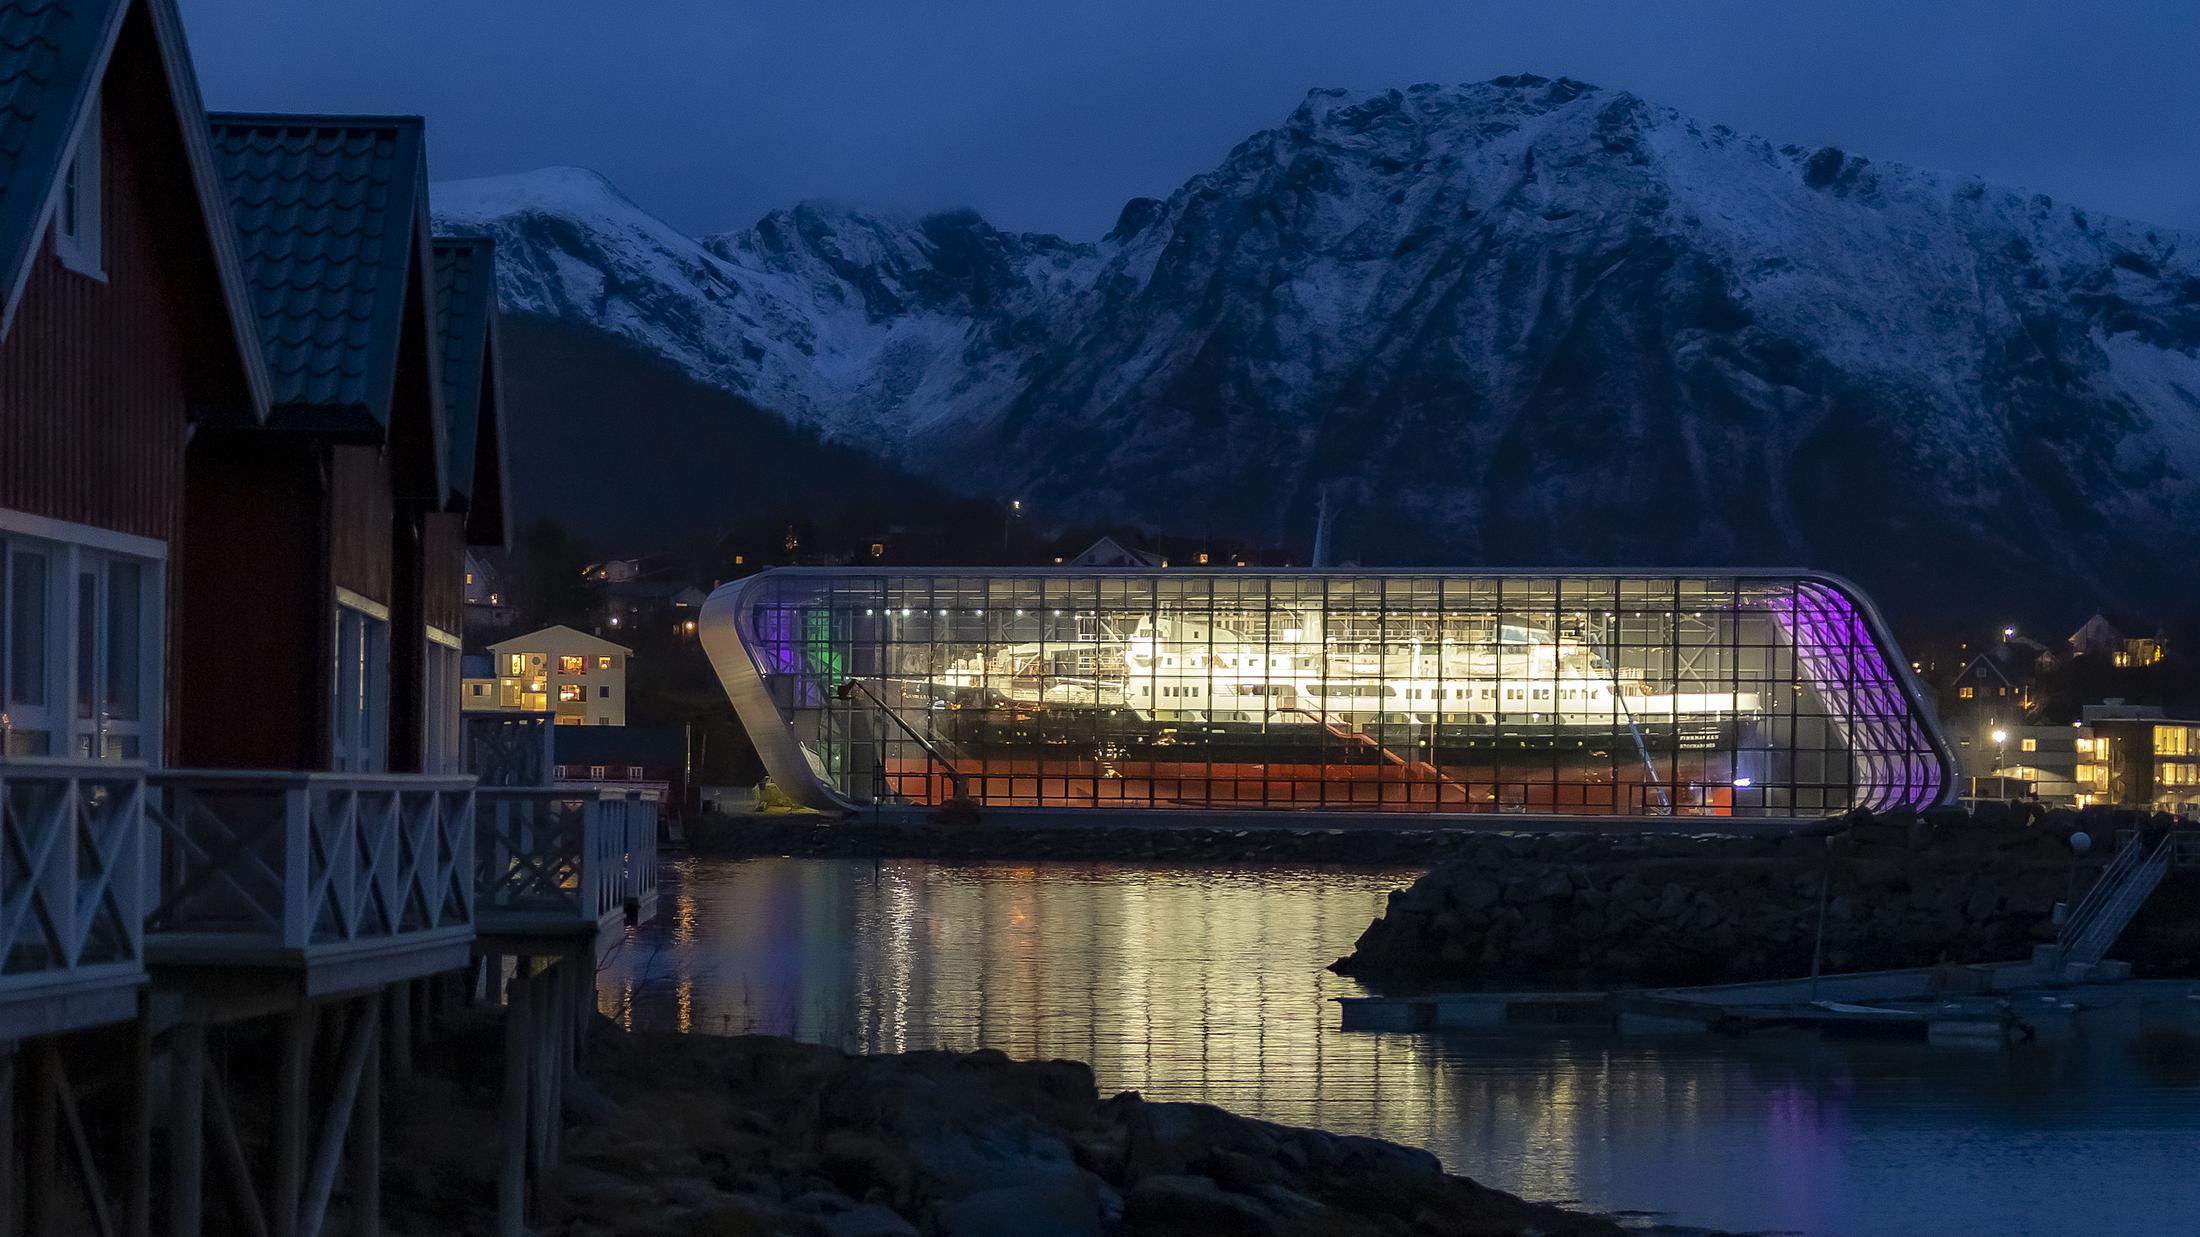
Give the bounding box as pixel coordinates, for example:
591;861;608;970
0;10;607;1236
0;4;513;783
177;115;507;773
0;0;270;762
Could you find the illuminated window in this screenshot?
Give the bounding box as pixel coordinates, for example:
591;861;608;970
505;653;523;676
558;655;586;675
465;573;474;586
2158;726;2194;758
558;684;583;703
2020;738;2037;752
1958;686;1974;699
598;656;613;669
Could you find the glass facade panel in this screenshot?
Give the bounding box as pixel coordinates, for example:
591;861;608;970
705;570;1952;819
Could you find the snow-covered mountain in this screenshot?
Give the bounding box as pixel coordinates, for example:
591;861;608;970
435;75;2200;611
432;167;1093;441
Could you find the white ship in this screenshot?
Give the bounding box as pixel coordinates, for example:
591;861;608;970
935;612;1760;729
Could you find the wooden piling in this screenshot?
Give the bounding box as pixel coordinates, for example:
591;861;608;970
298;994;376;1237
274;1003;310;1237
548;964;567;1168
388;980;412;1081
169;1025;207;1237
27;1042;60;1236
527;971;551;1177
1;1044;17;1237
497;972;528;1237
204;1066;270;1237
353;995;382;1237
127;1006;152;1237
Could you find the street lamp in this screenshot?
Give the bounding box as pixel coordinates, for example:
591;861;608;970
1992;728;2008;776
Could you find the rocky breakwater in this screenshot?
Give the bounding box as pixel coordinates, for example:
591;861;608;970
387;1027;1624;1236
1334;809;2200;990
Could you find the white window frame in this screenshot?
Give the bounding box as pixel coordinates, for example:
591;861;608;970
331;590;390;773
423;627;463;775
54;95;103;278
70;550;154;760
0;508;163;763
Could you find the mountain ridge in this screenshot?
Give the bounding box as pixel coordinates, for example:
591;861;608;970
435;74;2200;615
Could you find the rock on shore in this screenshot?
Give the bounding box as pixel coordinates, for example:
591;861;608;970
387;1025;1626;1236
1334;809;2200;990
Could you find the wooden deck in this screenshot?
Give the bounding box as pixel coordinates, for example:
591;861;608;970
143;771;478;1002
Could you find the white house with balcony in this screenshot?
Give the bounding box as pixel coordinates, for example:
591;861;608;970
471;625;632;725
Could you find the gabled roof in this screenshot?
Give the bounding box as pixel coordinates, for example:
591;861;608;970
489;624;633;657
207;112;439;441
1954;651;2018;689
2071;610;2161;643
0;2;117;296
432;234;509;547
0;0;269;415
1066;535;1165;568
431;236;490;495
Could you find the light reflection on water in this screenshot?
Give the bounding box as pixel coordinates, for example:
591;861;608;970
599;856;2200;1236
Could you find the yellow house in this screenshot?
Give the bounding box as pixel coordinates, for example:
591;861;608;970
467;624;633;725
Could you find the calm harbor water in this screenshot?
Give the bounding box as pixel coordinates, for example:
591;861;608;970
597;856;2200;1236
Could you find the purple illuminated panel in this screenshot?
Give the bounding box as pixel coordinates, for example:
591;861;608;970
1767;580;1946;812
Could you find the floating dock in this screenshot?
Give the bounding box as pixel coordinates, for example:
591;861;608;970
1337;962;2198;1046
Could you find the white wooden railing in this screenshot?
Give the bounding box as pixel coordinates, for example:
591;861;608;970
475;788;626;931
619;794;658;923
0;760;147;1009
463;711;555;787
145;772;476;955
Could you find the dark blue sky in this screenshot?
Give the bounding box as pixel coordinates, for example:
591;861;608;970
177;1;2200;240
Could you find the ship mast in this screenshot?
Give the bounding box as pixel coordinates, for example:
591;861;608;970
1310;486;1336;569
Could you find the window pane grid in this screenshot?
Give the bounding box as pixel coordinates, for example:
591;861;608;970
741;572;1945;818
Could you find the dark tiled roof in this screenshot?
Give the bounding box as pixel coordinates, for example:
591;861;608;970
207;114;428;431
0;0;119;315
432;235;492;501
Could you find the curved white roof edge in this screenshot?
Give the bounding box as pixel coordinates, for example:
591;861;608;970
699;574;859;813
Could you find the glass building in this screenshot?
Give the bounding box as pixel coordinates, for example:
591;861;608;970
701;570;1952;819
